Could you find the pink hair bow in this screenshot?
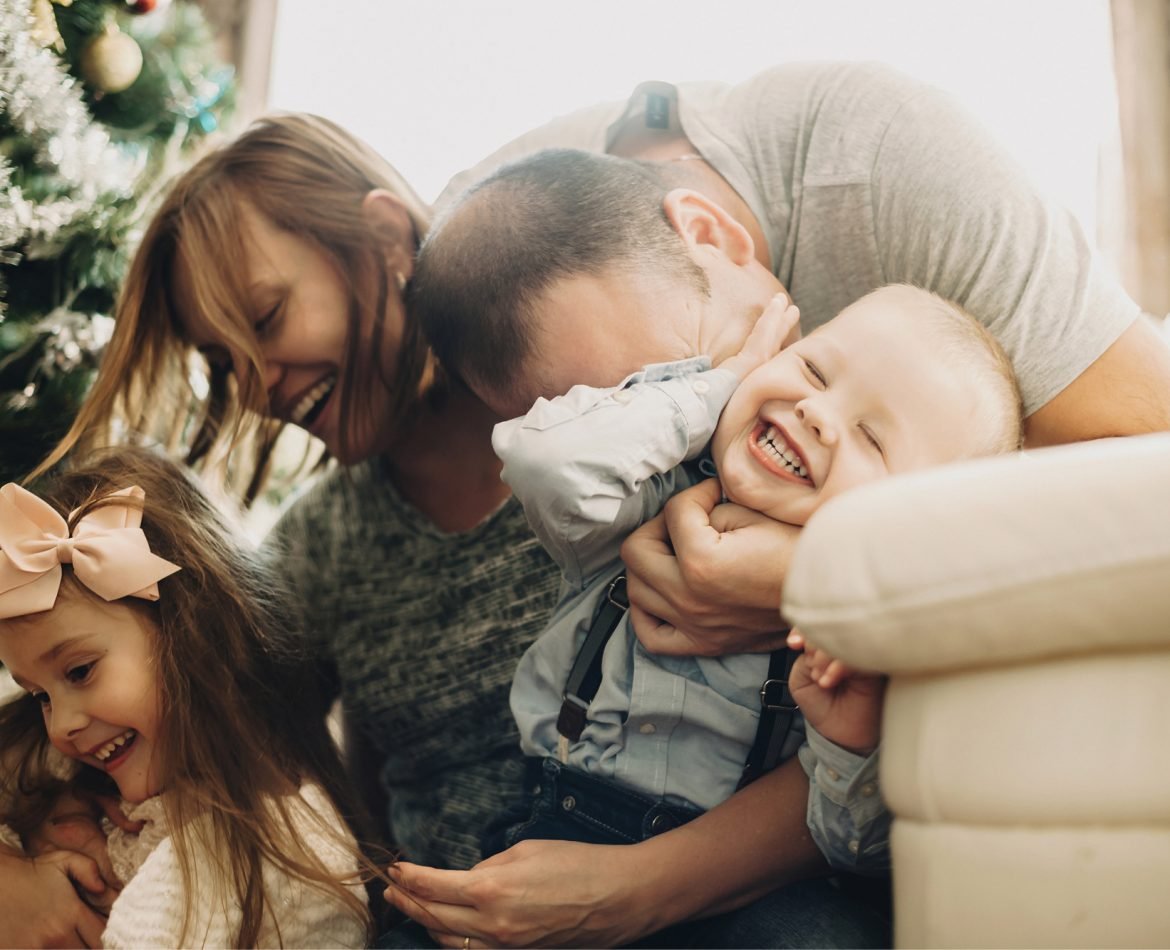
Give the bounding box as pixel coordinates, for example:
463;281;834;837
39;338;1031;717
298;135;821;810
0;483;181;620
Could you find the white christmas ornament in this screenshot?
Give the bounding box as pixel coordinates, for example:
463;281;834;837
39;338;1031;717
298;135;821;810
80;23;143;94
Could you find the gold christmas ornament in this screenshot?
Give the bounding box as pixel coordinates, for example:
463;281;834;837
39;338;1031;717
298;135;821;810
30;0;64;49
80;24;143;94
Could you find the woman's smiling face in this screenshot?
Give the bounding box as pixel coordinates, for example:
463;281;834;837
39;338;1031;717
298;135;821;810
180;202;408;464
0;590;163;803
711;291;984;526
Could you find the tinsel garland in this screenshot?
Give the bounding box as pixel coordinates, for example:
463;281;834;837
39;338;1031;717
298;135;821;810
0;0;141;316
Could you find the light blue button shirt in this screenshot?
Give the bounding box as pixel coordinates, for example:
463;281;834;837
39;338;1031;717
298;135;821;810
498;358;888;870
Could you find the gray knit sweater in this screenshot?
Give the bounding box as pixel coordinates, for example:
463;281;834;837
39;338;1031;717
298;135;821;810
266;457;560;869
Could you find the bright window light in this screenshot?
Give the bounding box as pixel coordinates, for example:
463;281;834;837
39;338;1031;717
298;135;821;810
269;0;1115;241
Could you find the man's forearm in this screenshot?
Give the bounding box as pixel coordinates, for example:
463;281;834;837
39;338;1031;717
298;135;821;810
623;756;828;924
1025;318;1170;446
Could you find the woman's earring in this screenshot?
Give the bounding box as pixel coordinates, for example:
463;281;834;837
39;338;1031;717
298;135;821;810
395;272;407;293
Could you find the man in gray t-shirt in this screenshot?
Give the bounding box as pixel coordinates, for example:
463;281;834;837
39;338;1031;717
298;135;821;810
441;62;1160;428
436;57;1170;675
386;61;1170;949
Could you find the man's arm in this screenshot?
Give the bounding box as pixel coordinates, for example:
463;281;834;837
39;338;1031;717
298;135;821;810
1024;317;1170;446
383;755;826;948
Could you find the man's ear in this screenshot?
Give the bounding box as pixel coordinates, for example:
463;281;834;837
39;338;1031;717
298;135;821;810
361;189;417;278
662;188;756;266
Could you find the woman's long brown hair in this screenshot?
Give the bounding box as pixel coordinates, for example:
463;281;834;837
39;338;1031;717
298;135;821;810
33;114;434;502
0;448;380;945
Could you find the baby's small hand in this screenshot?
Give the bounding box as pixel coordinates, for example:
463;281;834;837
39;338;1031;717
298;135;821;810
787;628;885;756
721;291;801;379
788;629;853;689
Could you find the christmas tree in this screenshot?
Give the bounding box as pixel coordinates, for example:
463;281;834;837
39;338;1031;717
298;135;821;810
0;0;234;483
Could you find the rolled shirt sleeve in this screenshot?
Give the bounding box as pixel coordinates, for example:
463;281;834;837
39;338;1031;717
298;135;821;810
797;723;891;873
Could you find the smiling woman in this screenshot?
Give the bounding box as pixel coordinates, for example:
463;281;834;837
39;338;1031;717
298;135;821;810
36;114;433;481
176;197;413;464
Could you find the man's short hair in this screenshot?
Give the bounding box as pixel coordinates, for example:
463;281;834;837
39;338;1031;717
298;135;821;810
412;149;707;404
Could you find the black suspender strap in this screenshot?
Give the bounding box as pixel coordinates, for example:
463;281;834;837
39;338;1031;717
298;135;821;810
556;574;629;743
737;644;800;790
556;573;802;790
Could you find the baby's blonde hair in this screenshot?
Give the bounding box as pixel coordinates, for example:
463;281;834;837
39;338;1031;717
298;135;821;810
857;284;1023;456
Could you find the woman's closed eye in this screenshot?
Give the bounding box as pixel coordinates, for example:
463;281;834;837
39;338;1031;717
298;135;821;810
253;302;282;338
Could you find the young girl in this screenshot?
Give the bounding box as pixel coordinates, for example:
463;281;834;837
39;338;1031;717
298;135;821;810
0;448;371;947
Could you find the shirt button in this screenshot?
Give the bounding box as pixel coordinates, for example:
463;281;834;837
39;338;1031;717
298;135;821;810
692;379;710;394
612;389;633;403
561;795;576;812
860;783;876;798
825;767;840;782
848;840;860;854
639;723;656;735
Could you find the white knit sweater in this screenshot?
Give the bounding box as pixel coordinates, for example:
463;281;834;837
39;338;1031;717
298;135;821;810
1;782;367;948
100;784;368;948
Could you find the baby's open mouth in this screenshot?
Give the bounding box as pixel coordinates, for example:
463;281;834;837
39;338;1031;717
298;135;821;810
755;424;809;480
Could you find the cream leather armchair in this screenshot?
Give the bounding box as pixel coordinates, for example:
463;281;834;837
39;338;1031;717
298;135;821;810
782;433;1170;949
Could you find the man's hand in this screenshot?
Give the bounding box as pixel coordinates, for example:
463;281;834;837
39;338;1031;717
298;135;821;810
0;848;109;948
787;629;886;756
620;478;798;656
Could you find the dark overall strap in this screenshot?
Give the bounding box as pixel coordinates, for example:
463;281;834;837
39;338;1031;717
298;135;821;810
556;574;629;742
736;643;799;790
556;574;799;789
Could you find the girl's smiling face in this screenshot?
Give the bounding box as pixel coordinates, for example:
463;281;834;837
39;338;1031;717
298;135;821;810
0;590;163;803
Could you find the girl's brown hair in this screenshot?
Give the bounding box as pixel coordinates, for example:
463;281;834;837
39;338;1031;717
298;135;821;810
0;447;377;945
35;114;434;500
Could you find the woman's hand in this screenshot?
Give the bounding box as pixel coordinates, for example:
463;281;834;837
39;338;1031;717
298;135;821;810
384;839;660;948
0;847;110;948
23;792;124;914
620;478;799;656
384;758;827;948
